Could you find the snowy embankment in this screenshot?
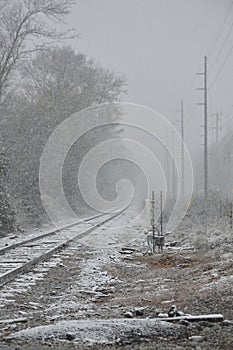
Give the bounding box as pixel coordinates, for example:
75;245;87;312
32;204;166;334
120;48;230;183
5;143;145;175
7;318;182;345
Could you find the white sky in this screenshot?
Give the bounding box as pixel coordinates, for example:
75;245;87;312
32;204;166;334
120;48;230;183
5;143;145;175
66;0;233;152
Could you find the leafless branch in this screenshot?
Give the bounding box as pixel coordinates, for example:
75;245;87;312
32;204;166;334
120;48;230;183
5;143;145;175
0;0;77;102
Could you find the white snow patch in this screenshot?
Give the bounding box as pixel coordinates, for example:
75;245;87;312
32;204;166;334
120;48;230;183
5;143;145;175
9;318;178;344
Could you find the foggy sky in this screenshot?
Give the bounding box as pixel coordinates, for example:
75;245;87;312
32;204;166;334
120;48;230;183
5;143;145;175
66;0;233;153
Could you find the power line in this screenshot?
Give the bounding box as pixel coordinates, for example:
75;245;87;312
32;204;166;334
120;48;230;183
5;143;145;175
183;6;232;126
207;0;233;57
181;4;233;195
179;2;233;141
209;43;233;90
208;20;233;75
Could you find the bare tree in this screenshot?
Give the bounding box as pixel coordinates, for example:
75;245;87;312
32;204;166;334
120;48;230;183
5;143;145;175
20;46;126;111
0;0;76;103
0;45;126;228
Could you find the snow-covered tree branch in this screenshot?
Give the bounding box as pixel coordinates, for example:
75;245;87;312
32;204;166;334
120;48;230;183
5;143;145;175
0;0;76;103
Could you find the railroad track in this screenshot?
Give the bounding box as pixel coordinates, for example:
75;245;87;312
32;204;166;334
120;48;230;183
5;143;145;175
0;210;123;288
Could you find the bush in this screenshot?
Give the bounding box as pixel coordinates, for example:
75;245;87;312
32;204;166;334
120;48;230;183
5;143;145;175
0;151;16;236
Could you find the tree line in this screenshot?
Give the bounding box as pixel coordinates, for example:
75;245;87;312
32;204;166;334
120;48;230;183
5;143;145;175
0;0;126;235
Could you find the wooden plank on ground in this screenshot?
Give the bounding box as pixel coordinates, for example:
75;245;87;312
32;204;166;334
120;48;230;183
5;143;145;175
159;314;224;322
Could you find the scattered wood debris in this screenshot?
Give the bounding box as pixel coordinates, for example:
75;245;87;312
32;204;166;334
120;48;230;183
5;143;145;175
159;314;224;323
0;318;28;324
158;305;224;323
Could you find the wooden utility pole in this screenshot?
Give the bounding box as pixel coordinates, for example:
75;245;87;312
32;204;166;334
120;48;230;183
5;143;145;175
181;99;185;197
165;148;170;199
171;124;176;200
204;56;208;200
215;112;220;144
160;191;163;236
151;191;155;252
197;56;208;200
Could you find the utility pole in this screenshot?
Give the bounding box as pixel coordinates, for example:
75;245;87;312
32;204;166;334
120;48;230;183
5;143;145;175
211;111;221;189
151;191;155;253
213;112;220;144
197;56;208;200
160;191;163;236
171;124;176;200
165;148;170;199
215;112;219;144
180;99;185;197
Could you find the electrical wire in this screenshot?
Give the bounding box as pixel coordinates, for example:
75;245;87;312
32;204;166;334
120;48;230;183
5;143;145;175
207;0;233;58
184;1;233;125
208;21;233;75
209;43;233;90
179;2;233;138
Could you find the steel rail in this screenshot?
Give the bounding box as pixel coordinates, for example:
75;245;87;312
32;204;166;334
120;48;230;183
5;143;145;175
0;211;108;256
0;209;124;287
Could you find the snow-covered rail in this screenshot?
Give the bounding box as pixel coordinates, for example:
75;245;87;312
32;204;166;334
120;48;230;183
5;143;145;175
0;212;107;256
0;211;122;287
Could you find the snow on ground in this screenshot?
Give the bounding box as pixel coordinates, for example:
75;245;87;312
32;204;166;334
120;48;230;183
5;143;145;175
0;257;62;305
0;211;140;310
78;211;144;249
2;209;233;349
7;318;181;345
0;210;146;320
0;226;54;251
41;211;146;320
